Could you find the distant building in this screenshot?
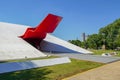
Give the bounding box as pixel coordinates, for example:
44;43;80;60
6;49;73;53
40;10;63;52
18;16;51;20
82;33;86;41
82;33;89;41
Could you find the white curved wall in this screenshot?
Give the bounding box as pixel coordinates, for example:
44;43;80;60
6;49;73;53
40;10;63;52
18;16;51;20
0;22;46;61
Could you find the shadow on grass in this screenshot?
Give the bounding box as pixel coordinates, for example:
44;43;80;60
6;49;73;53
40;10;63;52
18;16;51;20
0;68;52;80
0;61;7;63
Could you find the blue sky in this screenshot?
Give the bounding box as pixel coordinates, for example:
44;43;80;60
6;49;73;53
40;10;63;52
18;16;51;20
0;0;120;40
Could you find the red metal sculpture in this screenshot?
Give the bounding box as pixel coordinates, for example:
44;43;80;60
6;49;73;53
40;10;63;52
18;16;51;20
21;14;62;49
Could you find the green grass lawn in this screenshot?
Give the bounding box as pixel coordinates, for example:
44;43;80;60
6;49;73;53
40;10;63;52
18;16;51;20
90;49;120;57
0;58;104;80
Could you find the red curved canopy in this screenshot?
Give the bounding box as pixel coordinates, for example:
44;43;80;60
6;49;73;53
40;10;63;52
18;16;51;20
21;14;62;39
21;14;62;47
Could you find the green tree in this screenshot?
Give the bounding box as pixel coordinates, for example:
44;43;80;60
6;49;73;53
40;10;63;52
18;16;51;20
86;34;102;49
99;18;120;49
68;40;82;47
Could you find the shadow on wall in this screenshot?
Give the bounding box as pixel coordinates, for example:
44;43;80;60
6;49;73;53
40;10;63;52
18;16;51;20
39;40;81;53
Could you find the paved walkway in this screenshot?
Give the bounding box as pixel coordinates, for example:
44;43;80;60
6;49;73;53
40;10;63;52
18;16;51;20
63;61;120;80
45;53;120;63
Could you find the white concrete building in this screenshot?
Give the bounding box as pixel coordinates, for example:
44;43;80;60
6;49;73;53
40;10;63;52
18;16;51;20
0;22;92;61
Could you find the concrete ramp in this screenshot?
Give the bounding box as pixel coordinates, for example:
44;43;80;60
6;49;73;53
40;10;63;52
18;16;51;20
0;57;71;74
40;34;92;54
0;22;46;61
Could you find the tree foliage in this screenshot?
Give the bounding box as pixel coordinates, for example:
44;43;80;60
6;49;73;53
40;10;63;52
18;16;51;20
69;18;120;50
68;40;83;47
86;34;102;49
98;18;120;49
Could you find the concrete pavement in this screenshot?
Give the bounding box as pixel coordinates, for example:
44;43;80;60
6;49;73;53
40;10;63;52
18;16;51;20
45;53;120;63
